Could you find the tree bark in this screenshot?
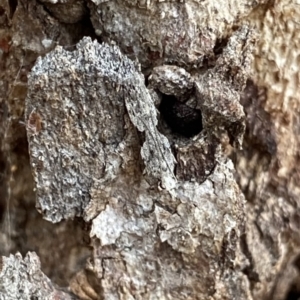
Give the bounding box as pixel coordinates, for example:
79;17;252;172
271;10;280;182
0;1;299;300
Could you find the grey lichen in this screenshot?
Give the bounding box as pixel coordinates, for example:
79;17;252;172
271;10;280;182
0;252;76;300
26;37;177;222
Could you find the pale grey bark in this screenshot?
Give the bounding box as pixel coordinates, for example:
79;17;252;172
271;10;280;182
24;33;248;298
0;0;299;300
0;252;77;300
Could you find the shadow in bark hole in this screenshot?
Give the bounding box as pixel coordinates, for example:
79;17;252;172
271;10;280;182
285;284;300;300
159;94;203;138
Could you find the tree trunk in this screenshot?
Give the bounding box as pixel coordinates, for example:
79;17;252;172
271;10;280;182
0;1;299;299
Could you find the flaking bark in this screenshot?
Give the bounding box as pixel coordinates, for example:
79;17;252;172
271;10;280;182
24;36;248;299
0;0;299;300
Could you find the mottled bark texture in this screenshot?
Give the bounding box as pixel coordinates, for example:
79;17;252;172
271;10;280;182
0;252;77;300
0;0;299;300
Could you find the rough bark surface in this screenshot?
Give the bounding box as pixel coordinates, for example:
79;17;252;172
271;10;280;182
0;252;77;300
24;34;248;299
0;0;299;300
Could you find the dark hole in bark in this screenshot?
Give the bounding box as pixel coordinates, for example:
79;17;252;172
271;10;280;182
0;6;5;16
8;0;17;19
159;94;203;138
293;254;300;271
63;15;100;47
282;254;300;300
285;283;300;300
213;37;229;56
